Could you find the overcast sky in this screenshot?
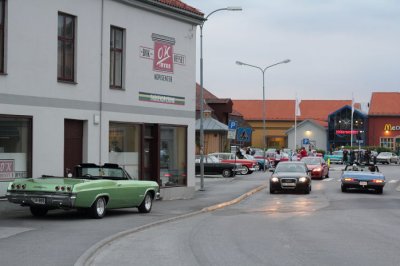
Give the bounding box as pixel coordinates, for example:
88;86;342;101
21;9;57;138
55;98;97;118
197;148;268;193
183;0;400;104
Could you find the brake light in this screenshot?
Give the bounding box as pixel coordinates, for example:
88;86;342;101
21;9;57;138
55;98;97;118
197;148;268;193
11;184;15;189
61;186;65;191
373;179;384;183
16;184;21;189
67;186;72;192
344;178;354;182
21;184;26;189
55;186;60;191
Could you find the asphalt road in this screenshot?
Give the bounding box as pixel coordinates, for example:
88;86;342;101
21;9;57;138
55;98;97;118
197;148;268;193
1;164;399;266
88;164;400;266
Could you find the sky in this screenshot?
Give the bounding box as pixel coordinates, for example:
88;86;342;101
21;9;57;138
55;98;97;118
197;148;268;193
183;0;400;105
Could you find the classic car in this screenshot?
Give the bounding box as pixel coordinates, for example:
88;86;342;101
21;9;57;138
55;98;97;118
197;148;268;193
269;161;312;194
300;156;329;179
6;163;159;219
195;155;244;177
324;150;344;164
243;154;270;171
376;152;399;164
209;152;259;175
341;164;385;194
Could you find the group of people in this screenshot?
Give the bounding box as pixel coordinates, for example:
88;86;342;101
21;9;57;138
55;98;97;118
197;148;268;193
342;149;375;165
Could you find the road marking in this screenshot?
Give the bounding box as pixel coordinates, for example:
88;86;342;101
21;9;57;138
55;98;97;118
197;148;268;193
0;227;34;239
388;180;398;184
322;178;332;182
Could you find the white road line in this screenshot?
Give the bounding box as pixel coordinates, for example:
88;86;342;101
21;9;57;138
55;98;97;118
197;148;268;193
322;178;332;182
388;180;398;184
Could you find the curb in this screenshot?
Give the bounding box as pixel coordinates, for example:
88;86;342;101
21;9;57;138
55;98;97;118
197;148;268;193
74;183;267;266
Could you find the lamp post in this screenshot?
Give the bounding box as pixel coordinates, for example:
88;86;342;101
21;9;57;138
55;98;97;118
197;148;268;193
236;59;290;170
199;6;242;191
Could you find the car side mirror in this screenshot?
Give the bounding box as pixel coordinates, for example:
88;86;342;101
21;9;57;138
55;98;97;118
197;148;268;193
269;169;274;173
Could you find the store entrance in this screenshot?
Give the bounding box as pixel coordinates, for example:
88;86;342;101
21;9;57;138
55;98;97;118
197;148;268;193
64;119;83;177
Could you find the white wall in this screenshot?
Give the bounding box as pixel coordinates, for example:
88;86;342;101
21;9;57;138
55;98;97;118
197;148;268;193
287;122;327;151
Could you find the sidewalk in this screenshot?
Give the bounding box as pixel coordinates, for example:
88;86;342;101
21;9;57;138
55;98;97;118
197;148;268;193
75;172;268;266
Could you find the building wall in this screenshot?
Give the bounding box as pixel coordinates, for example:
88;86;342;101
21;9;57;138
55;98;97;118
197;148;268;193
368;116;400;149
0;0;200;199
287;122;327;152
248;120;295;148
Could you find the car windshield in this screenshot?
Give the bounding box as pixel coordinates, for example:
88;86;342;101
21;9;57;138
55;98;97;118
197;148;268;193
275;163;306;173
76;166;128;180
379;152;391;156
301;157;322;165
333;151;343;156
207;155;220;163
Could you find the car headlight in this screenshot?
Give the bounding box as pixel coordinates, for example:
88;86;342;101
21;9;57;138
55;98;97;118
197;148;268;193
299;177;307;182
271;177;279;182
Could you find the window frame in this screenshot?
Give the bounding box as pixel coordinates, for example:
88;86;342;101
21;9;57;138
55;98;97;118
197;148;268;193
380;137;394;150
109;26;124;89
0;0;5;73
57;12;75;82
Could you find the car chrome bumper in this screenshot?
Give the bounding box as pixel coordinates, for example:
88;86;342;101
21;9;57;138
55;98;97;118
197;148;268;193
6;191;76;208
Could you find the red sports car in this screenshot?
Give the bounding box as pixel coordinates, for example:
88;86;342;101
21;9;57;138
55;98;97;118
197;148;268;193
300;156;329;179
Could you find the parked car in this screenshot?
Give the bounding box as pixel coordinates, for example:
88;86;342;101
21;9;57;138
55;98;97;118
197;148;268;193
376;152;399;164
301;156;329;179
195;155;244;177
243;154;270;171
209;152;259;175
269;161;312;194
324;150;344;164
6;163;160;219
341;164;385;194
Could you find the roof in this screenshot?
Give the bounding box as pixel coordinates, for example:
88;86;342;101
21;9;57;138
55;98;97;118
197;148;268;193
285;119;327;134
155;0;204;16
368;92;400;116
232;99;355;121
195;117;228;131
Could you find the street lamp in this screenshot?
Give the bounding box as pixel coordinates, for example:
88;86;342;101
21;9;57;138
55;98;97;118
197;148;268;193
236;59;290;170
199;6;242;191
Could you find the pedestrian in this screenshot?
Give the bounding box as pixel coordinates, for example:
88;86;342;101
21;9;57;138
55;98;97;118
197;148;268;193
300;147;307;158
343;150;348;164
275;149;281;167
350;150;355;164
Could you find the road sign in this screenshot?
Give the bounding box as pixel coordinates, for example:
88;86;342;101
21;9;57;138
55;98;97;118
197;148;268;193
228;129;236;140
228;120;237;130
302;138;310;145
236;127;252;142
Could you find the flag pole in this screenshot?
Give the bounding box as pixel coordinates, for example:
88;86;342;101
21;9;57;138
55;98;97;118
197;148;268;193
350;93;354;148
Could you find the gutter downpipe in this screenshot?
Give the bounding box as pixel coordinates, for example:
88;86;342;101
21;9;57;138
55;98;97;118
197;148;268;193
99;0;104;164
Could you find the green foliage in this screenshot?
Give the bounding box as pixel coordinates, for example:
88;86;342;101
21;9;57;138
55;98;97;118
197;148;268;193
316;149;326;155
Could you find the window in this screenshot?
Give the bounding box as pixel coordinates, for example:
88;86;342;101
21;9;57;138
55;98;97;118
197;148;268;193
0;116;32;180
0;0;5;73
58;12;75;82
160;126;187;187
109;123;140;178
380;137;394;150
110;26;124;88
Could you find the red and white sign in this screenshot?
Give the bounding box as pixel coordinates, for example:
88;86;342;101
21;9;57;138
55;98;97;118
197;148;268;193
0;159;14;179
336;130;359;135
153;41;174;73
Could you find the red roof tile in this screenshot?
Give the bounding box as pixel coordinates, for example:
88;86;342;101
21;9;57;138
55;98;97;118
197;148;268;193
232;99;354;121
368;92;400;116
157;0;204;16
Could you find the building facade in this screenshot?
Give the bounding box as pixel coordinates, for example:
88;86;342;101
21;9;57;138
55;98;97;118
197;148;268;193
0;0;203;199
286;120;327;151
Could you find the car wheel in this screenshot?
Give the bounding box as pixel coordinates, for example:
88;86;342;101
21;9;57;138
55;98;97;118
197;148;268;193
304;185;311;194
89;197;106;219
269;188;276;194
222;169;232;178
138;192;153;213
30;206;48;217
240;166;249;175
341;185;347;193
325;171;329;178
376;187;383;194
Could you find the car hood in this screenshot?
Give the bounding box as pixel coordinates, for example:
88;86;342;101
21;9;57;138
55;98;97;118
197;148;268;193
272;172;308;178
306;164;321;170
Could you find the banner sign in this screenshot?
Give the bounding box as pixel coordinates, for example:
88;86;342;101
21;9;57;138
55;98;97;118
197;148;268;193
0;159;14;179
384;124;400;131
336;130;359;135
139;92;185;105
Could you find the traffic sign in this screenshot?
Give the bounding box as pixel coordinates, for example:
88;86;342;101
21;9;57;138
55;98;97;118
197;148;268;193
302;138;310;145
228;120;237;130
236;127;252;142
228;129;236;140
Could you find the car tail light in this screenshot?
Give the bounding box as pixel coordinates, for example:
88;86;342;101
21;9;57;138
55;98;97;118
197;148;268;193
67;186;72;192
16;184;21;189
11;184;15;189
61;186;65;191
55;186;60;191
344;178;354;182
373;179;384;183
21;184;26;189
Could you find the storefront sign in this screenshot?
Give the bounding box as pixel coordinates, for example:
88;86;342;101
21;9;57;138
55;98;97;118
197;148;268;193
0;159;14;179
384;124;400;131
139;92;185;105
336;130;359;135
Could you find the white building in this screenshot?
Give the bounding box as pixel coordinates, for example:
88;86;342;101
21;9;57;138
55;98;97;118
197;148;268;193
0;0;203;199
286;119;327;152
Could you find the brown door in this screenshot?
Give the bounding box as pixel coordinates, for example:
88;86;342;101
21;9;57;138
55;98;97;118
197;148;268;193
64;119;83;176
142;124;159;182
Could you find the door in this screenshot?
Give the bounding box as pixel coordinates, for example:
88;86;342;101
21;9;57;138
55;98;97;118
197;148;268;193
64;119;83;176
143;125;158;182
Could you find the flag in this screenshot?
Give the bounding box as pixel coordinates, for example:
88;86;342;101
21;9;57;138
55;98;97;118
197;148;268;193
295;97;301;116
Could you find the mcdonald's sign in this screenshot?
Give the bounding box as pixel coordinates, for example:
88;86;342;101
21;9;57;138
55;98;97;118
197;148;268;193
384;124;400;131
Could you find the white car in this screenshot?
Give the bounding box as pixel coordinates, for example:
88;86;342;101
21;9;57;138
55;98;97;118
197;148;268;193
376;152;399;164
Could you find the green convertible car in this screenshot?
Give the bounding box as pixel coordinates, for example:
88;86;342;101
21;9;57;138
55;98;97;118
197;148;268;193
6;163;160;219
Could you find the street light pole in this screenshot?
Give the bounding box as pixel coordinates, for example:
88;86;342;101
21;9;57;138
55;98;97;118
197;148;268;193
236;59;291;171
199;6;242;191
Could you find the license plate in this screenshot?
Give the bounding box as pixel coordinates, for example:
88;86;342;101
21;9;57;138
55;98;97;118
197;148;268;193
359;181;368;186
32;197;46;204
282;183;296;186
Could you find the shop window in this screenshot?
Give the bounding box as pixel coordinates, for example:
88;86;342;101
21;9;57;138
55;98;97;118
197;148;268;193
109;123;140;178
380;137;394;150
0;116;31;180
159;126;187;187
